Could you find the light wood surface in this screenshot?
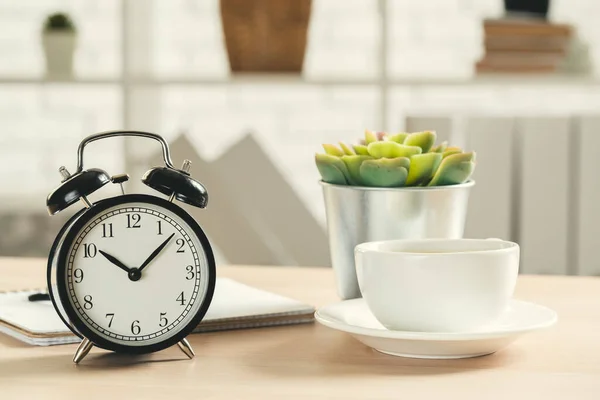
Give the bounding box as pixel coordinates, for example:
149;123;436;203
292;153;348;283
1;257;599;399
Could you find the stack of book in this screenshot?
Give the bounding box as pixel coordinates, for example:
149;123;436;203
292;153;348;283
477;18;573;73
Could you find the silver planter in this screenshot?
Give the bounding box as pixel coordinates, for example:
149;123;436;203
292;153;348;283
321;181;475;299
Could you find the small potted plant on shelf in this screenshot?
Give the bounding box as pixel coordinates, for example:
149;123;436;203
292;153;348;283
504;0;549;19
316;130;476;299
42;12;77;78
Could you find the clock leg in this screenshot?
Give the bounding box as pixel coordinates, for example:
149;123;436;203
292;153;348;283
177;338;195;359
73;338;94;364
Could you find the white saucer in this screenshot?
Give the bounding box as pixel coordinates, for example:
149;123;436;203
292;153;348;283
315;298;557;359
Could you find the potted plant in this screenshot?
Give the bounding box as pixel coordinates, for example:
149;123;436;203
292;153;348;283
220;0;312;73
316;130;476;299
42;12;77;78
504;0;549;19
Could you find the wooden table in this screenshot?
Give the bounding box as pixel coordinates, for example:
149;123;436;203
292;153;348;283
0;257;599;399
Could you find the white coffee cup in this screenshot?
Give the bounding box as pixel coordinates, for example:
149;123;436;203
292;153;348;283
354;238;520;332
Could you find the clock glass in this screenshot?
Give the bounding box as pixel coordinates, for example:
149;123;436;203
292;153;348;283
56;196;213;351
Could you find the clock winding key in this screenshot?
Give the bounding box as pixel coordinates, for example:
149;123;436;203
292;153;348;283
111;173;130;195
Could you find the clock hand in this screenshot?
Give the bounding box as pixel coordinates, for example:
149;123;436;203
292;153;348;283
138;232;175;273
98;250;132;273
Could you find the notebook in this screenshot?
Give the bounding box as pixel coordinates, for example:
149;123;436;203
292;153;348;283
0;278;315;346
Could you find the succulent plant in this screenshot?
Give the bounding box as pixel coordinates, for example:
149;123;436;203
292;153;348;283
316;130;475;187
44;13;76;33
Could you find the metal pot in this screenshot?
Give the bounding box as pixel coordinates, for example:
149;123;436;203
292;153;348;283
321;181;474;299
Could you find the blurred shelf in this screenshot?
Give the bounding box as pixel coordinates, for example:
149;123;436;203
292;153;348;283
132;74;379;86
390;73;600;86
0;74;377;86
1;73;598;87
0;74;600;91
0;77;120;85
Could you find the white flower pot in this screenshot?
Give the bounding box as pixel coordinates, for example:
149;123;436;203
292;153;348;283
42;32;76;78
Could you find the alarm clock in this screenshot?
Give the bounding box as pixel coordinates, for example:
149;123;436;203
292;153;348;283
46;131;216;364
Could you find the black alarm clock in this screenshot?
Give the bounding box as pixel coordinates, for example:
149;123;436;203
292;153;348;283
46;131;216;364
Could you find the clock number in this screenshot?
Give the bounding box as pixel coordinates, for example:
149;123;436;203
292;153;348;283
83;243;97;258
159;312;168;327
185;265;195;280
126;213;141;228
105;313;114;328
102;223;114;238
83;295;93;310
176;238;185;253
157;220;163;235
131;320;141;335
74;268;84;283
176;291;186;306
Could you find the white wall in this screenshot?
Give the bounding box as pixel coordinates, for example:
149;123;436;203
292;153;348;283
2;0;600;269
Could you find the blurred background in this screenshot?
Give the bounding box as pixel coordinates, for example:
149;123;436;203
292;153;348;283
1;0;599;275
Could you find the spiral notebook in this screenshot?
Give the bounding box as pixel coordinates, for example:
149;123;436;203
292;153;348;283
0;278;314;346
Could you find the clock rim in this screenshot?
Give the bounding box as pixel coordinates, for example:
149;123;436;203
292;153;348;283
47;207;88;339
54;194;216;354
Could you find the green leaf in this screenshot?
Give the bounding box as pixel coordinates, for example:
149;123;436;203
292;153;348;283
367;141;401;158
404;131;437;153
353;144;370;155
397;145;424;158
367;141;422;158
322;144;344;157
442;146;462;158
341;155;372;185
315;153;351;185
365;129;378;144
339;142;355;155
428;152;476;186
405;152;443;186
431;141;448;153
388;133;408;144
359;158;410;187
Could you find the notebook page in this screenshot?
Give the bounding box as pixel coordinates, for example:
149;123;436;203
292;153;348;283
0;278;314;345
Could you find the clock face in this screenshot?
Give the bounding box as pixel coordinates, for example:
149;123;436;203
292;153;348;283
55;195;215;352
